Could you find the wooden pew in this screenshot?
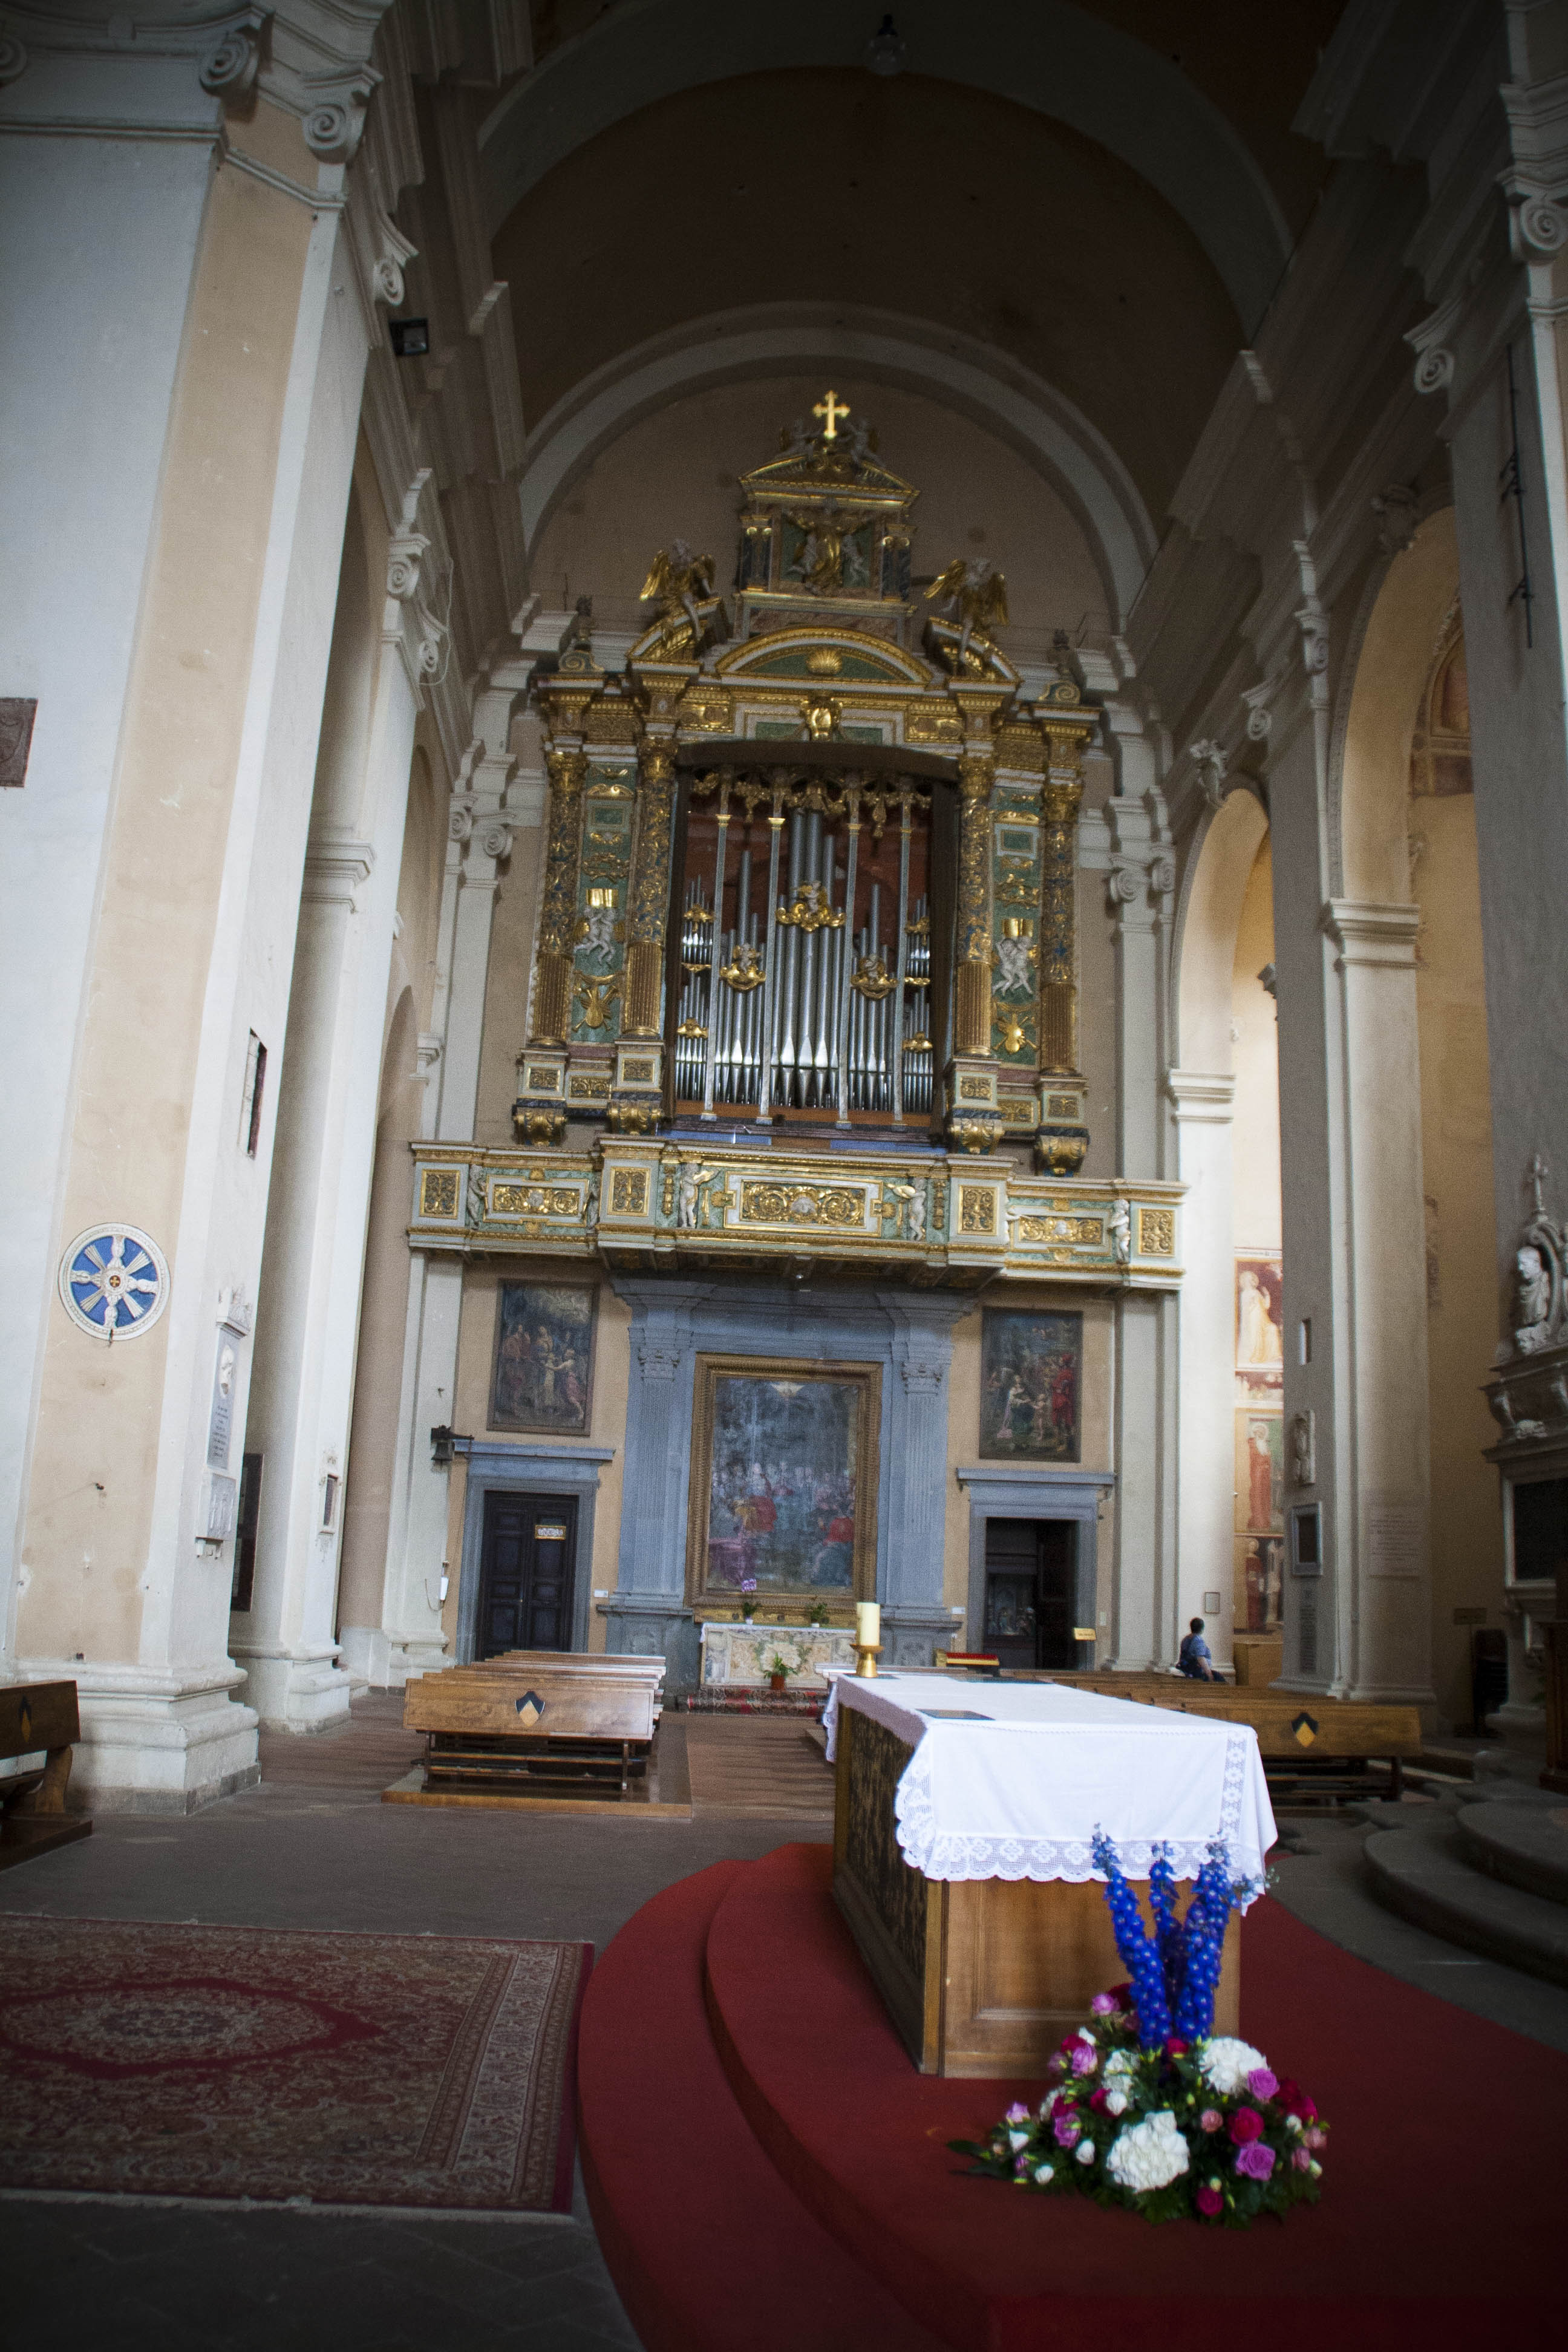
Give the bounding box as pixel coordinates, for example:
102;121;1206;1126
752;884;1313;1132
1;1681;93;1868
986;1670;1423;1803
403;1651;665;1798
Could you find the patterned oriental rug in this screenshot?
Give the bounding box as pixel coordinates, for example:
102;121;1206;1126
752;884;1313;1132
0;1917;590;2215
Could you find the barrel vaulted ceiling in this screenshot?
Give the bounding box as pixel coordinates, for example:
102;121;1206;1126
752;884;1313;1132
488;0;1349;618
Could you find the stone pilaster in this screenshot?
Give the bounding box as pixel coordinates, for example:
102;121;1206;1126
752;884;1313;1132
606;1281;702;1687
878;1293;972;1665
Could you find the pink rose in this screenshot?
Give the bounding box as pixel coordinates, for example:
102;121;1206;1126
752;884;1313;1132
1199;2109;1223;2134
1088;2088;1108;2113
1164;2036;1189;2059
1246;2067;1279;2102
1090;1992;1118;2016
1292;2147;1313;2172
1228;2107;1264;2146
1071;2045;1097;2076
1005;2102;1030;2124
1196;2185;1223;2216
1053;2112;1082;2148
1234;2141;1276;2183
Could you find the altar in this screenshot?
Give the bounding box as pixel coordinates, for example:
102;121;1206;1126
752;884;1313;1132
699;1619;855;1692
825;1671;1274;2076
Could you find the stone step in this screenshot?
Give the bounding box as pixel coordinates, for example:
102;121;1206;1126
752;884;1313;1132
1364;1811;1568;1988
1454;1799;1568;1907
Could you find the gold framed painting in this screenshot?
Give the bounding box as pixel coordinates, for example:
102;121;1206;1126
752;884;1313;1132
685;1356;881;1609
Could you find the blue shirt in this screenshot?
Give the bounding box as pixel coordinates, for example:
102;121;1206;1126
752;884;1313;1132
1177;1633;1212;1679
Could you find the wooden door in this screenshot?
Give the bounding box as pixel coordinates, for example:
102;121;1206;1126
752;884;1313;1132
982;1516;1077;1671
477;1491;578;1659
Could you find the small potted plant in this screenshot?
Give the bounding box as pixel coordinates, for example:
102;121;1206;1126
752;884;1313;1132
806;1599;831;1627
763;1645;800;1694
739;1577;757;1622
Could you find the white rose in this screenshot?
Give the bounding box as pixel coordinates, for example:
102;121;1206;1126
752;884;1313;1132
1197;2037;1270;2097
1285;2114;1302;2135
1033;2161;1054;2184
1007;2129;1030;2151
1076;2140;1097;2166
1105;2089;1128;2117
1103;2049;1136;2081
1105;2111;1191;2194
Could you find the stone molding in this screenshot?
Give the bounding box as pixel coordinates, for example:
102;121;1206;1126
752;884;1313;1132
301;834;375;907
1319;898;1422;968
1166;1070;1237;1123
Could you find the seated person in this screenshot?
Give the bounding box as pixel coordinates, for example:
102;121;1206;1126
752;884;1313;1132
1177;1616;1215;1681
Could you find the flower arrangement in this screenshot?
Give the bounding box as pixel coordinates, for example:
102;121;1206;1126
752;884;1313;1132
738;1578;757;1622
952;1835;1327;2227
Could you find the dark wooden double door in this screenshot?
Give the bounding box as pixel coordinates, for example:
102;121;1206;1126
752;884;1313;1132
982;1516;1079;1671
477;1491;578;1659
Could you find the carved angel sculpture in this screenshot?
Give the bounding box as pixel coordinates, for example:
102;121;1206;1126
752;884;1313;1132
924;557;1010;641
639;540;716;650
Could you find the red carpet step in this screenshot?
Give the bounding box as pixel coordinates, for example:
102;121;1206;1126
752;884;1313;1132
577;1860;948;2352
583;1844;1561;2351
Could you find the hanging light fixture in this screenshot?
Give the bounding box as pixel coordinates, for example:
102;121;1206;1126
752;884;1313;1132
864;14;906;76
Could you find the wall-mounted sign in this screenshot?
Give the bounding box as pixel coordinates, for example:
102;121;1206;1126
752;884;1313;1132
58;1224;169;1341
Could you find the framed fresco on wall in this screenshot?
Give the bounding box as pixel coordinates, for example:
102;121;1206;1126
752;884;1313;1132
1235;1255;1284;1392
488;1280;598;1437
685;1356;881;1608
978;1308;1082;1462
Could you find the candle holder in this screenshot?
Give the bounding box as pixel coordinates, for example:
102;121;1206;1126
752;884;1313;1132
854;1641;883;1679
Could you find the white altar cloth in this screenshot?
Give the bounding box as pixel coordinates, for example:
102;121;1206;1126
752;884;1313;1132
823;1672;1275;1898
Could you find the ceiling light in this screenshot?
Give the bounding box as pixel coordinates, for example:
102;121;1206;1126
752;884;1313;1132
865;14;906;76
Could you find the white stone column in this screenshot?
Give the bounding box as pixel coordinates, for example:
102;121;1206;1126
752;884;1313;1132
1168;1071;1238;1667
374;676;523;1681
1320;901;1433;1702
1101;754;1180;1667
5;13;408;1805
233;499;435;1728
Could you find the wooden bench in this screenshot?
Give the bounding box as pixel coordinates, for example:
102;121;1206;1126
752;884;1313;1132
971;1670;1424;1803
404;1651;665;1798
1;1681;93;1868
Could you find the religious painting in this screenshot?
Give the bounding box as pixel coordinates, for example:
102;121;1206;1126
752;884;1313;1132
488;1281;596;1436
1235;1255;1284;1392
1232;1410;1285;1632
978;1309;1082;1462
686;1357;880;1606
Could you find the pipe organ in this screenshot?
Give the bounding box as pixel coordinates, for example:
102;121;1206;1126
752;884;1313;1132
515;403;1099;1171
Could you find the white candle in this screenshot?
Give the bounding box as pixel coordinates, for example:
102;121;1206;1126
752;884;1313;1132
855;1601;880;1647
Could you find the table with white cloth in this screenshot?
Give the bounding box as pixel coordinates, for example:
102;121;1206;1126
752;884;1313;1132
823;1671;1276;2077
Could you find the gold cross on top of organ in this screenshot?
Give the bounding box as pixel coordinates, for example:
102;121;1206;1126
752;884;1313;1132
814;390;849;440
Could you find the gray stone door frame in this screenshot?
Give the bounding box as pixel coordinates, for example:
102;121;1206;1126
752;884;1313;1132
955;1465;1117;1659
454;1441;615;1663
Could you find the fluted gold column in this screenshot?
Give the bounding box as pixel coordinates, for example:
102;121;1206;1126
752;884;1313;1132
624;737;677;1038
954;750;996;1056
529;746;587;1045
1037;751;1085;1074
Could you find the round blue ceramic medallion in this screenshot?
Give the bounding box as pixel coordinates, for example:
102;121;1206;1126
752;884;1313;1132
57;1224;169;1340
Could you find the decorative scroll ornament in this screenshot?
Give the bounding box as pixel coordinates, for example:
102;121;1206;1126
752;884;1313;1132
301;69;381;164
198;11;264;102
59;1224;169;1342
1405;292;1463;397
0;33;27;84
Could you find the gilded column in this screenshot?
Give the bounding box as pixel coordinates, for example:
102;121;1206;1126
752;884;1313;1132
1035;713;1093;1174
529;745;587;1045
624;720;679;1039
954;751;996;1056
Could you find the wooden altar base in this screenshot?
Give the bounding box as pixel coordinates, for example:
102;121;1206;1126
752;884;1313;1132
832;1701;1237;2076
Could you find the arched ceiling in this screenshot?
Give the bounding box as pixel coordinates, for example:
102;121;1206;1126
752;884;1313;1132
490;1;1345;330
492;67;1246;529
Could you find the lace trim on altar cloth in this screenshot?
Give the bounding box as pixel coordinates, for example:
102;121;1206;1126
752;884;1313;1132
891;1723;1265;1909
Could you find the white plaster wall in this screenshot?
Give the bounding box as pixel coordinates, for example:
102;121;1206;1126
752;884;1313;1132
0;134;212;1654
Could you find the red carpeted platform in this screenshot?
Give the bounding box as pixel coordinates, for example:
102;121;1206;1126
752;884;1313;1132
581;1843;1561;2352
